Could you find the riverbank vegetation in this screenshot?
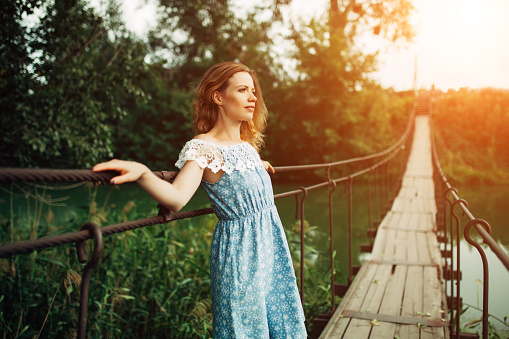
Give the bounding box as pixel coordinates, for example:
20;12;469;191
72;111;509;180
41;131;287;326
432;88;509;185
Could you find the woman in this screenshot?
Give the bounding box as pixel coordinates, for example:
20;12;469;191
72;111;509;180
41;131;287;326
93;62;307;338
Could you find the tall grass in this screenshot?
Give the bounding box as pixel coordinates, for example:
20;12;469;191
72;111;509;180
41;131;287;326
0;183;216;338
0;183;334;338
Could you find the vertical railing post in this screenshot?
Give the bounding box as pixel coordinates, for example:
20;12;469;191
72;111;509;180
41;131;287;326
76;222;103;339
382;162;391;216
443;187;457;334
367;175;373;231
327;166;337;312
297;187;308;311
347;177;354;285
450;198;467;339
464;219;492;339
375;167;380;226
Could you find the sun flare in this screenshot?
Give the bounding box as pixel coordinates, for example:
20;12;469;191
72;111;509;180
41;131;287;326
442;0;489;42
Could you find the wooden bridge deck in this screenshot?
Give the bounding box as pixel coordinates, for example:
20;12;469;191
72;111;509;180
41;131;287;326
319;116;449;339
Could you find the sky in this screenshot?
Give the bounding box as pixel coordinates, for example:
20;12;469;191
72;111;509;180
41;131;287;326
115;0;509;92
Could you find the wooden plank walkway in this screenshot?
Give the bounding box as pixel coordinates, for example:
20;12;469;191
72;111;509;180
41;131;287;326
319;116;449;339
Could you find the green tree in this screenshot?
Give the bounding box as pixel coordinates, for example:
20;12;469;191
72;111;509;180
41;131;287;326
147;0;291;87
265;0;415;165
113;62;195;170
0;0;148;168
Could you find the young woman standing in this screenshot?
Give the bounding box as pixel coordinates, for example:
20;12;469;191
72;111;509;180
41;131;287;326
93;62;307;338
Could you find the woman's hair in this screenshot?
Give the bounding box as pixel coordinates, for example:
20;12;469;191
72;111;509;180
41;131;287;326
192;62;268;152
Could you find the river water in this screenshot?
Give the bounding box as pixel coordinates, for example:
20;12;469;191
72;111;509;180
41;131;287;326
1;181;508;333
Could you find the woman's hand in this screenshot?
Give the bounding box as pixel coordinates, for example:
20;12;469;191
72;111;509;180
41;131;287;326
261;160;275;174
92;159;204;213
92;159;150;185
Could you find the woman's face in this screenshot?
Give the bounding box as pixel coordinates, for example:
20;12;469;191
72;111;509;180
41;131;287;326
215;71;257;122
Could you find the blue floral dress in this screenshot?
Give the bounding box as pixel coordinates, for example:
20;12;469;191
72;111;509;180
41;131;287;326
176;139;307;339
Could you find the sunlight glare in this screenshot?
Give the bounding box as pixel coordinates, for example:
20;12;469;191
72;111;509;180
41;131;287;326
449;0;487;41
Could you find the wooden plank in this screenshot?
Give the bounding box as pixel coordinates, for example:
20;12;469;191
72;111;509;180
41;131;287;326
341;264;393;337
397;211;412;230
399;266;423;338
427;232;443;266
417;231;431;263
394;230;408;263
417;212;432;232
319;263;379;338
369;265;407;338
423;266;447;339
371;212;398;259
381;229;397;262
406;228;419;262
342;310;443;327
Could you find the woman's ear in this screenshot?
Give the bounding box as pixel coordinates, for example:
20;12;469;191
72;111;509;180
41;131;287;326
212;91;223;106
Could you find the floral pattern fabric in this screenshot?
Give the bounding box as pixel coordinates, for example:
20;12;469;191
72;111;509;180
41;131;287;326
176;139;307;339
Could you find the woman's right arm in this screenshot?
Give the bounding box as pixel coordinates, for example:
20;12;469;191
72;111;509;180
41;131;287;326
92;159;204;212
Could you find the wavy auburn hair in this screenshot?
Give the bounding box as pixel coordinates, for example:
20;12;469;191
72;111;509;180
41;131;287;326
192;62;268;152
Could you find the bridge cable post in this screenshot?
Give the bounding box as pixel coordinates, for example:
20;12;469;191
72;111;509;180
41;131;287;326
375;167;381;228
346;176;354;285
297;187;308;314
383;162;389;214
443;186;458;332
75;222;103;339
450;198;468;339
464;219;492;339
367;167;377;248
326;165;337;313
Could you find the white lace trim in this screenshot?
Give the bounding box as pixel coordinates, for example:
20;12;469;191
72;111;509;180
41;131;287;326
175;139;262;175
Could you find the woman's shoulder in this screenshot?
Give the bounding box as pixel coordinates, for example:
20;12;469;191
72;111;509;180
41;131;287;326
193;133;246;147
176;135;261;173
193;134;216;143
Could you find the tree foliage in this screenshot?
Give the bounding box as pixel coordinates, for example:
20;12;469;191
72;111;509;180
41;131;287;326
147;0;290;86
1;0;416;170
113;62;195;169
432;88;509;184
264;0;415;165
0;0;147;168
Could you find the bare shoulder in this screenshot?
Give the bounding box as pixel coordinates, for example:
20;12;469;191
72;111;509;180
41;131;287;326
193;133;218;143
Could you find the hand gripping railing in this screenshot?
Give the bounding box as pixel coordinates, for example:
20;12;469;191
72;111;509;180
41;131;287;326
430;108;509;339
0;103;416;337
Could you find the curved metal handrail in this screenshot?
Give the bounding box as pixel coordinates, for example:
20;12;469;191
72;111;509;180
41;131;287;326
429;102;509;339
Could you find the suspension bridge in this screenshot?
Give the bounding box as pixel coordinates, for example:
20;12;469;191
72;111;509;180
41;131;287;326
0;95;508;339
319;114;446;338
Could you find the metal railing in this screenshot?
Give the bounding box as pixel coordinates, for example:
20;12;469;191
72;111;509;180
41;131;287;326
0;106;416;338
430;102;509;339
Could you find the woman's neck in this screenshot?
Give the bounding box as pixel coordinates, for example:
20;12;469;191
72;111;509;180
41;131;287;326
207;118;243;143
